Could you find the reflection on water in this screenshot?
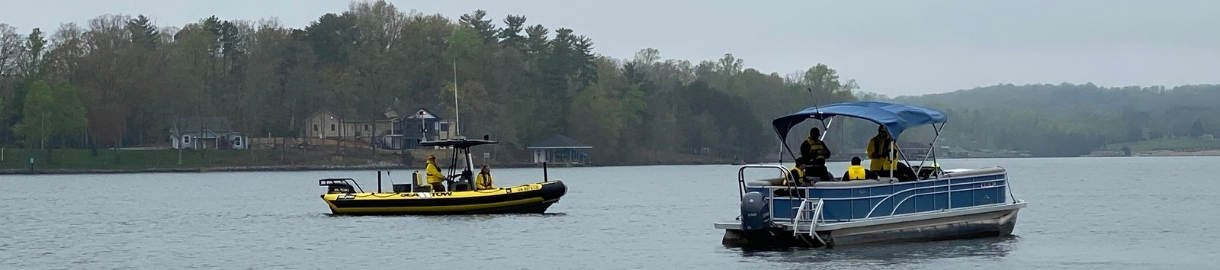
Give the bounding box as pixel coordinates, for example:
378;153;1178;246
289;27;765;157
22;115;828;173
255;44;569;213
737;236;1017;265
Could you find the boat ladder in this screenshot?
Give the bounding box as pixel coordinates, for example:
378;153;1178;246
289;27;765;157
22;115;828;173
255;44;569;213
792;198;826;246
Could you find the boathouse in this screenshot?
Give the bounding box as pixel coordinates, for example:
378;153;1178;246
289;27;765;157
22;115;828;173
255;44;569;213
528;135;592;164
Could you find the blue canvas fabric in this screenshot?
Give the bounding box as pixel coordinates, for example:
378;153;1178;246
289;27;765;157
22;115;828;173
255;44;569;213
771;101;947;140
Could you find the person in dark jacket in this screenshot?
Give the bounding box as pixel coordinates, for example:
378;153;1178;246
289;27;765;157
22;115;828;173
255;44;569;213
800;127;831;166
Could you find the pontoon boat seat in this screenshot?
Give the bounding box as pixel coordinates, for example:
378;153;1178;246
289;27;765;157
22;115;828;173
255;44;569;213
747;178;785;186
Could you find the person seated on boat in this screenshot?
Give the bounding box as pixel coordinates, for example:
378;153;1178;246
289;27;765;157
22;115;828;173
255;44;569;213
874;161;918;182
867;125;895;173
783;157;808;186
841;156;877;181
426;155;447;192
800;127;831;167
892;161;918;182
776;157;809;197
476;165;495;190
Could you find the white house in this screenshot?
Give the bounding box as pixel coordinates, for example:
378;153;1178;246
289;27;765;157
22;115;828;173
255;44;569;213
170;116;245;150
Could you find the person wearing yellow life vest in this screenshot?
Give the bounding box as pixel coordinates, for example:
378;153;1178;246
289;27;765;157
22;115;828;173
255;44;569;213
475;165;494;190
783;157;808;186
867;125;895;175
800;127;832;166
425;155;447;192
841;156;876;181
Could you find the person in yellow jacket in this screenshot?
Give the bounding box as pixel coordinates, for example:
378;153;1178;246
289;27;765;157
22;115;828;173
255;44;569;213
475;165;495;190
425;155;447;191
800;127;831;166
866;125;895;175
841;156;875;181
783;157;808;186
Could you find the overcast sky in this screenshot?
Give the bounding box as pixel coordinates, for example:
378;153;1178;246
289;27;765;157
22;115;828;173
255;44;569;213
3;0;1217;96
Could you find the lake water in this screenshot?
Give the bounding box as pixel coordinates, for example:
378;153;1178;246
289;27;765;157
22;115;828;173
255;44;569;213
2;157;1218;269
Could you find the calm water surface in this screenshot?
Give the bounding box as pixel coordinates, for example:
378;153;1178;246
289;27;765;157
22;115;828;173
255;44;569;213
2;157;1218;269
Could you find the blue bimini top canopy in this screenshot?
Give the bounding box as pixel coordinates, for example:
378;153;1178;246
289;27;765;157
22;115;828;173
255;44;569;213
772;101;947;141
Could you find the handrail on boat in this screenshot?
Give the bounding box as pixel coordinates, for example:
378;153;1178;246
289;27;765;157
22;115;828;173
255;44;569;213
791;198;826;246
860;177;1009;219
736;164;791;199
884;182;1007;217
319;178;364;193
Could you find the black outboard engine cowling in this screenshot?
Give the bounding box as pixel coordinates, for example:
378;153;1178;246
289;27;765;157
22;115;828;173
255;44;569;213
740;192;771;232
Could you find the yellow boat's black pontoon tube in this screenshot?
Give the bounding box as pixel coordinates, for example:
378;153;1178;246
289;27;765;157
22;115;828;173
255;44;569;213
318;138;567;215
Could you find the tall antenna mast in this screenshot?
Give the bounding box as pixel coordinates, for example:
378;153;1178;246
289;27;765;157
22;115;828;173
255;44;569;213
453;59;460;137
807;87;830;139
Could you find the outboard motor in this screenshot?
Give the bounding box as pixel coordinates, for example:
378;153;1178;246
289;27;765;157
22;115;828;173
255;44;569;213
739;192;772;232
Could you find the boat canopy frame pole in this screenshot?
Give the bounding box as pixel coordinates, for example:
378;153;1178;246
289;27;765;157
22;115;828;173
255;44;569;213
913;123;945;178
778;116;836;164
806;88;832;136
888;122;944;181
445;146;460;178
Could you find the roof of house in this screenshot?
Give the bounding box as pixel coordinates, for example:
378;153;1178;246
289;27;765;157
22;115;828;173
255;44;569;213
528;135;592;149
402;107;444;120
308;108;402;123
171;116;232;133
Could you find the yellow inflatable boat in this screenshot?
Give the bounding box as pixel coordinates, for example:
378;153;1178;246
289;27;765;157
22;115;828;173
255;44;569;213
318;138;568;215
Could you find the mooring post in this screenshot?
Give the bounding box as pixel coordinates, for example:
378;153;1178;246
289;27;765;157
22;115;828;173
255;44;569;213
377;170;383;193
543;162;548;182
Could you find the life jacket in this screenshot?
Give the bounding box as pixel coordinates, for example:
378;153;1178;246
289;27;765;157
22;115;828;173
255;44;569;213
784;166;805;186
847;165;867;180
425;161;444;184
805;137;828;160
869;136;892;159
476;172;493;189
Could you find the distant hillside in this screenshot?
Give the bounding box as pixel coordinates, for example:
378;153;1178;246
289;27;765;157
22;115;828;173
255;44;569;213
875;83;1220;157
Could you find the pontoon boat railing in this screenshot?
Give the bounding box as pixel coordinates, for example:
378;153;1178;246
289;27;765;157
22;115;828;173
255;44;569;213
736;164;792;199
762;175;1010;222
737;164;800;222
861;177;1008;219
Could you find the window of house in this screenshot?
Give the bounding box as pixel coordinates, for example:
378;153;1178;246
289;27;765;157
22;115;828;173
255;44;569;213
183;135;191;144
331;124;336;131
364;124;369;131
234;137;242;146
313;124;318;131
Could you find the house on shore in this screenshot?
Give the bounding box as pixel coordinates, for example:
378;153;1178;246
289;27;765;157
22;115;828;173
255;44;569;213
304;107;456;150
170;116;245;150
304;109;396;140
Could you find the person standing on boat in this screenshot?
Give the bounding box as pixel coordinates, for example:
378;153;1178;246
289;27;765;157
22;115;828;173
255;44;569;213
800;128;834;182
800;127;832;165
867;126;918;181
476;165;494;190
426;155;447;192
867;126;895;176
